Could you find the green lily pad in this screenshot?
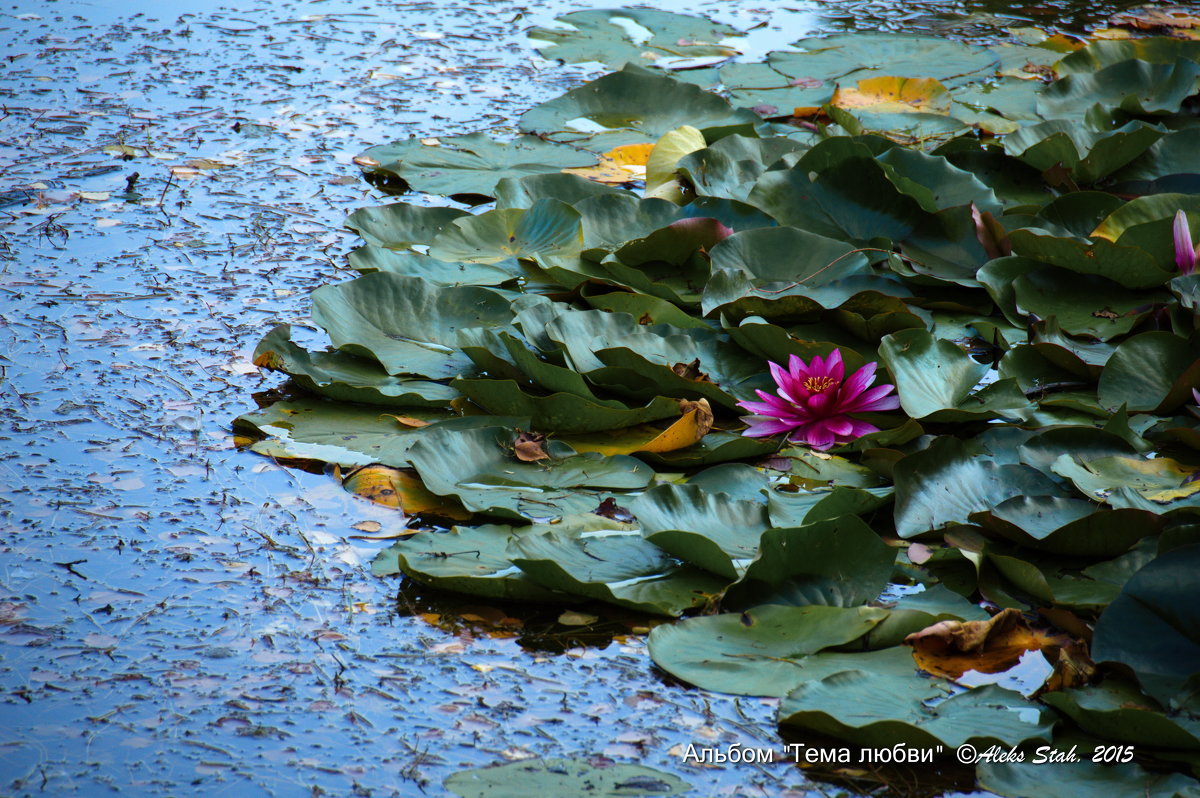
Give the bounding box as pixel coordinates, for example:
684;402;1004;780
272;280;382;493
519;66;759;152
528;9;740;70
1038;58;1200;118
676;135;808;202
344;202;469;250
372;525;563;601
358;132;597;198
878;329;1032;421
780;675;1052;750
1010;268;1151;340
1098;332;1200;413
972;497;1160;557
766;485;894;528
1007;228;1173;290
347;246;525;286
429;199;584;265
493;172;628;211
1092;543;1200;704
446;760;689;798
1052;454;1200;513
1057;38;1200;74
509;521;727;616
748;158;925;242
1041;679;1200;751
979;760;1200;798
406;426;652;521
1003;120;1163;185
452;378;681;434
770;33;998;89
893;436;1066;539
722;516;896;609
646;604;893;696
234;400;488;468
629;483;769;580
253;325;458;407
310;273;514;378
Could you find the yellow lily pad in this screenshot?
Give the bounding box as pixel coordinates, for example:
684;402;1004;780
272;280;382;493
831;76;951;115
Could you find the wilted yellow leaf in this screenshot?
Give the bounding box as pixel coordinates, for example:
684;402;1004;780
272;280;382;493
607;142;654;167
562;407;707;456
562;155;643;185
343;464;470;519
383;414;431;428
904;607;1073;680
832;76;951;115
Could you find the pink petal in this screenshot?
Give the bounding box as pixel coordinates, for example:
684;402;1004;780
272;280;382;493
806;392;836;414
824;349;845;383
824;417;855;436
742;416;800;437
753;389;804;415
840;362;877;401
846;419;881;437
1175;210;1198;274
787;353;808;383
769;360;805;402
794;421;837;450
841;383;900;412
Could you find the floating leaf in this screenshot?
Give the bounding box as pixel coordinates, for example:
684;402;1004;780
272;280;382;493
722;516;896;609
629;483;770;580
528;8;740;70
358;133;597;199
646;604;892;696
509;519;726;616
1092;543;1200;704
310;273;514;379
893;437;1066;538
445;758;689;798
519;66;759;152
373;525;562;602
253;325;458;407
406;426;653;521
832;76;951;115
343;464;470;519
345;202;469;250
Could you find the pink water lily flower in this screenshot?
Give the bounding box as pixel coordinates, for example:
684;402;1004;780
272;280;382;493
1173;210;1199;275
737;350;901;450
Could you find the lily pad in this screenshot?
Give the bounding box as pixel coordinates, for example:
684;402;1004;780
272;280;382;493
519;66;759;152
406;426;653;521
722;516;896;609
253;325;458;407
357;132;597;199
646;604;892;696
509;520;727;616
629;483;769;580
780;674;1052;750
528;9;740;70
429;199;584;265
1092;543;1200;704
446;759;689;798
310;273;514;378
373;525;563;601
893;436;1067;538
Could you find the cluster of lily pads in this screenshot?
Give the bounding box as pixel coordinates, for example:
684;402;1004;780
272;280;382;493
236;14;1200;796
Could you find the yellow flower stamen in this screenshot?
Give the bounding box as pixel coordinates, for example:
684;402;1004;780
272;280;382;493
803;376;837;393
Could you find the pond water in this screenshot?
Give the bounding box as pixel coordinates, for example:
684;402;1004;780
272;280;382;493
0;0;1161;795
